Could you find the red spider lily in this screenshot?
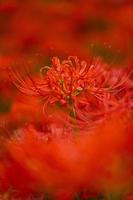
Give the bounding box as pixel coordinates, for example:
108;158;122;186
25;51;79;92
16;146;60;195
9;56;132;132
9;56;107;104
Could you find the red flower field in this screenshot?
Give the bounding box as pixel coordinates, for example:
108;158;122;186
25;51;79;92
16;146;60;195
0;1;133;199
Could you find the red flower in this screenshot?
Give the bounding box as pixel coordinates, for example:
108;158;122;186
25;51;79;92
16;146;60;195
9;56;132;131
9;57;106;103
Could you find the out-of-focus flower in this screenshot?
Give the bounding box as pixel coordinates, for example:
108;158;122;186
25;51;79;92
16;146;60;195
4;111;133;199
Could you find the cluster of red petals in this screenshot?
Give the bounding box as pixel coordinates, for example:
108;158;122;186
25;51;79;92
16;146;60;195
9;56;133;131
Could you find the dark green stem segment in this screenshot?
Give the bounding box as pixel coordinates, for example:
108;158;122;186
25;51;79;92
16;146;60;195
67;96;78;134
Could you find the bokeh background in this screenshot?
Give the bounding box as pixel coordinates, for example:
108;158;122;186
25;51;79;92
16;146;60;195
0;0;133;130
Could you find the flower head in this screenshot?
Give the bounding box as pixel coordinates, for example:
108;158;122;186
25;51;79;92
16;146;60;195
9;56;132;131
9;57;106;103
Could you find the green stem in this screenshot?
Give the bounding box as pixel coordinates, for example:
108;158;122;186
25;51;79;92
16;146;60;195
68;98;78;135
